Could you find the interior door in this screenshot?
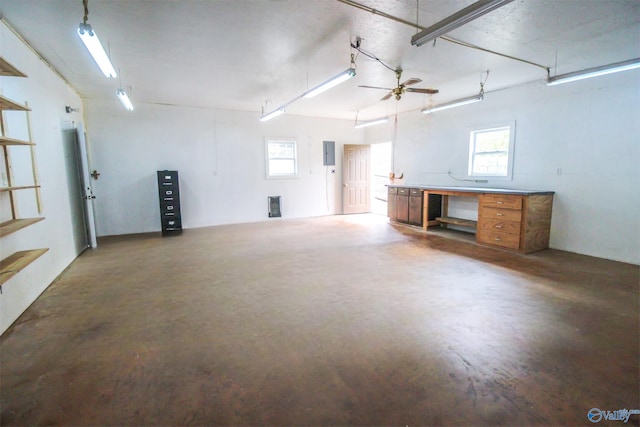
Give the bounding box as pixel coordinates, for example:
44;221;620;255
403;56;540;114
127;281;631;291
343;144;371;214
75;123;98;248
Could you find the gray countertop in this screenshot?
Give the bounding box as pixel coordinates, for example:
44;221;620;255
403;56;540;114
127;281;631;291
387;184;554;196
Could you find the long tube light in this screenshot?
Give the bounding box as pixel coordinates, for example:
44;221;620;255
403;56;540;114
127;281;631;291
354;116;390;129
421;94;483;114
77;23;117;78
547;58;640;86
116;89;134;111
411;0;514;47
260;107;286;122
303;68;356;98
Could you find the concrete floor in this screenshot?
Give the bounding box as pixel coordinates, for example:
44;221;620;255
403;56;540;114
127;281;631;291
1;214;639;426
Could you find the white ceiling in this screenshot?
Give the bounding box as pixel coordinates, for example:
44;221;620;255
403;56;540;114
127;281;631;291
1;0;639;121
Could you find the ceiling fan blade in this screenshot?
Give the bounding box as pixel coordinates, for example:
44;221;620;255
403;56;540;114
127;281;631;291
401;78;422;86
359;85;393;90
406;88;440;94
381;92;394;101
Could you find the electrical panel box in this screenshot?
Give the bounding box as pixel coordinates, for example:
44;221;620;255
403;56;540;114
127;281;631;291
323;140;335;166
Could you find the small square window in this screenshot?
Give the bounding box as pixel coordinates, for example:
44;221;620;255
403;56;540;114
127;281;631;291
468;122;515;180
266;140;297;178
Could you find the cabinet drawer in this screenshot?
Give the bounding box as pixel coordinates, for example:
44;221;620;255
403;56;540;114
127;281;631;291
398;187;410;196
410;188;422;197
478;218;521;234
479;206;522;222
388;187;398;195
477;229;520;250
480;194;522;210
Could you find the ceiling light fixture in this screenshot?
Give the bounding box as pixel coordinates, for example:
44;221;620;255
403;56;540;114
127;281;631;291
260;107;286;122
411;0;515;47
422;73;487;115
302;68;356;98
78;23;117;78
77;0;117;78
354;116;390;129
116;88;134;111
547;58;640;86
421;94;483;114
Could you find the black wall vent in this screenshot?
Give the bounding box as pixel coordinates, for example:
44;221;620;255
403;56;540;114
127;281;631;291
268;196;281;218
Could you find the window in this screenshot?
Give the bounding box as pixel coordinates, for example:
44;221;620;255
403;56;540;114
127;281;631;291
266;139;297;178
468;122;515;179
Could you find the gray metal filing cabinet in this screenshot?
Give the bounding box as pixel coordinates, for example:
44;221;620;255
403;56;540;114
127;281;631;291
157;170;182;235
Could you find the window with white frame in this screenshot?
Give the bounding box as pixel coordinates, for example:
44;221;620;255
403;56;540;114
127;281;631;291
266;139;297;178
468;122;515;179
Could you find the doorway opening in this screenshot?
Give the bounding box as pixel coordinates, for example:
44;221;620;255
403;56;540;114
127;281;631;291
370;142;392;215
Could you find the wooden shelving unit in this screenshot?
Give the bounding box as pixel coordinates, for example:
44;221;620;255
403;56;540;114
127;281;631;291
0;249;48;286
0;57;27;77
0;218;45;238
0;56;47;291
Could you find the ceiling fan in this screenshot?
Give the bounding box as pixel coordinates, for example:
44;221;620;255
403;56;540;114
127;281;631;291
359;69;439;101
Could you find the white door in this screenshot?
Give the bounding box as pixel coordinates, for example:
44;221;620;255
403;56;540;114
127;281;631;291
75;123;98;248
343;144;371;214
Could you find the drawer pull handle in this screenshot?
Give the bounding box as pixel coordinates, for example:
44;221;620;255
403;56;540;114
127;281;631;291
496;213;504;216
495;225;503;229
495;237;502;241
497;201;503;204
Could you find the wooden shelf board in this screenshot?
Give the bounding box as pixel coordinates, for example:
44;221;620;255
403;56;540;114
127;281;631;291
0;94;30;111
0;135;33;146
0;185;41;192
0;57;27;77
436;216;478;228
0;249;48;285
0;217;45;237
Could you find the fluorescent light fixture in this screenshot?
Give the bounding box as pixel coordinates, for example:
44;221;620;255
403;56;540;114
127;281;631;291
411;0;514;47
116;89;134;111
421;94;483;114
354;116;390;129
303;68;356;98
260;107;285;122
547;58;640;86
78;23;117;78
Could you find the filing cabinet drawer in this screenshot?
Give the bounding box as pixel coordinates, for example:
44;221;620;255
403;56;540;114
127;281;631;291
162;218;182;230
477;229;520;250
480;194;522;210
388;187;398;195
409;188;421;197
397;187;410;196
479;206;522;222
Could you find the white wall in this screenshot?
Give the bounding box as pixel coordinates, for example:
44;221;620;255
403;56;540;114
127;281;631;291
84;100;364;236
1;21;86;334
367;72;640;264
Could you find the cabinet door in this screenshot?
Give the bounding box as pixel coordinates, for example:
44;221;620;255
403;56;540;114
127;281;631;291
409;196;423;226
396;195;409;223
387;187;398;221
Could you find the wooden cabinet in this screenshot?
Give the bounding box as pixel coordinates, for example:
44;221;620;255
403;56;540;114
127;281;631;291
476;194;553;252
408;188;423;226
388;187;423;227
396;187;410;223
477;194;523;250
418;186;553;254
